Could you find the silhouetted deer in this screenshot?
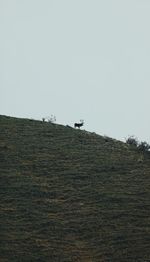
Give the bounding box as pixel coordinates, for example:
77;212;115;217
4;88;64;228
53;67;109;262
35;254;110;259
74;120;84;129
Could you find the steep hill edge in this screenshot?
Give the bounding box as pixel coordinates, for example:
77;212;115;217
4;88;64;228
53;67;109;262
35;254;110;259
0;115;150;261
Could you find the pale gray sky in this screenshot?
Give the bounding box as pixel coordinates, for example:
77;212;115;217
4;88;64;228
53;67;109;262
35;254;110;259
0;0;150;143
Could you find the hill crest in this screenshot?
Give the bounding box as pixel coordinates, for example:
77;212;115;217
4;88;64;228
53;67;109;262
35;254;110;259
0;115;150;261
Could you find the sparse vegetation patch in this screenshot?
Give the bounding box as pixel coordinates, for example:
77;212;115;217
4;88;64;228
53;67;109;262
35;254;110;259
126;135;150;153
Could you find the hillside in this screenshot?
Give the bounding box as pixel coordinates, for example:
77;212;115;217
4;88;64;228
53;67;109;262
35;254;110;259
0;115;150;262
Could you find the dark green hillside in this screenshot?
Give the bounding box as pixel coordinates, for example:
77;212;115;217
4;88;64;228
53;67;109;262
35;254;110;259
0;115;150;261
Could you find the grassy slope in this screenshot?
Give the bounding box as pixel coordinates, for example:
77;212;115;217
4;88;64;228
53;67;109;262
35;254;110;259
0;115;150;262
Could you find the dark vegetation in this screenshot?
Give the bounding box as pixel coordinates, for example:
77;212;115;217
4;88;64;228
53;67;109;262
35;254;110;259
0;115;150;261
126;136;150;153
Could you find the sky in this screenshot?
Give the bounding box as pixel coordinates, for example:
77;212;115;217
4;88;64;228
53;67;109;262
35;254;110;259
0;0;150;143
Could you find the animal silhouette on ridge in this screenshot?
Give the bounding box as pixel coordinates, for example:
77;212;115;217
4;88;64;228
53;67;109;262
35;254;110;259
74;120;84;129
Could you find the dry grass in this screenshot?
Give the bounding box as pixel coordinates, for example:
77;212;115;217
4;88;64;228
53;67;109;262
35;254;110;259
0;115;150;261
